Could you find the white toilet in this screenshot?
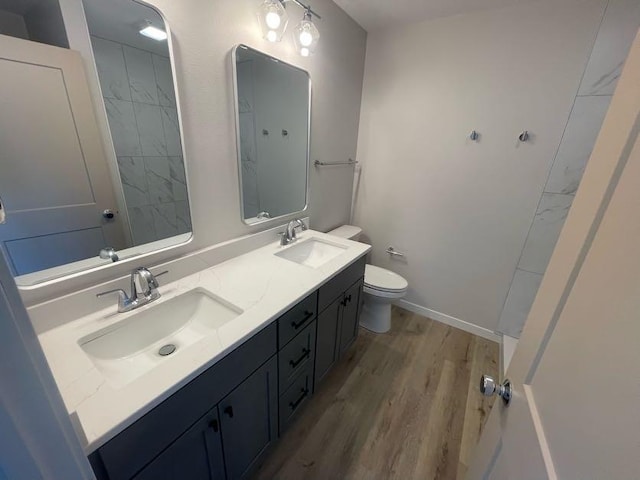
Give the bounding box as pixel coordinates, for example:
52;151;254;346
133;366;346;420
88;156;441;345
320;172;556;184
328;225;408;333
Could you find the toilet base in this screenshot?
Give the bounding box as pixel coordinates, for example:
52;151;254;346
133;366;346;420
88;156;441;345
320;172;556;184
359;292;393;333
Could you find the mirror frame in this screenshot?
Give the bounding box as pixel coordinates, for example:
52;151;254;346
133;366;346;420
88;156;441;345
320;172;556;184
231;44;312;226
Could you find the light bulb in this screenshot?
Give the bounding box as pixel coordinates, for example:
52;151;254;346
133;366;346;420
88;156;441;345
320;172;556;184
265;11;281;29
257;0;288;43
299;30;313;47
293;13;319;57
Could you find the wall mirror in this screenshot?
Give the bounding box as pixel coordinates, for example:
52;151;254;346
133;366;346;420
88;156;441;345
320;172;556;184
0;0;191;285
233;45;310;224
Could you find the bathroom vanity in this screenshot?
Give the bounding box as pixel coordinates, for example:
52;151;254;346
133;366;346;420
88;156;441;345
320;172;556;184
32;231;369;480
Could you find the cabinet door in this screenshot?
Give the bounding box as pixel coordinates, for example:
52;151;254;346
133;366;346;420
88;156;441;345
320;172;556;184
314;296;341;384
338;280;363;354
133;408;225;480
219;356;278;480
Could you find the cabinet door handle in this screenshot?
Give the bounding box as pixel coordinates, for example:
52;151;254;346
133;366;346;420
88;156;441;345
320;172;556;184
291;311;313;329
224;406;234;418
346;294;352;304
289;348;311;368
209;419;219;432
289;388;309;410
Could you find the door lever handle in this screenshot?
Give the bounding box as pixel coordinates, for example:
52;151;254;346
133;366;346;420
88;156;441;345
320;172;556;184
480;375;512;404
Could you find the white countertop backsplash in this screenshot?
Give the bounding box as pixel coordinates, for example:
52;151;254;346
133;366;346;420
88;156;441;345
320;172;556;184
29;229;370;453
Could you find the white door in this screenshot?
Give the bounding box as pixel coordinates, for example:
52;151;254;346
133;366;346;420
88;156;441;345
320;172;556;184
0;34;127;276
468;31;640;479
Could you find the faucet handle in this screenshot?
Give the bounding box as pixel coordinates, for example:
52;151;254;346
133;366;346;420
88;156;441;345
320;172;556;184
96;289;131;311
150;270;169;288
96;288;128;299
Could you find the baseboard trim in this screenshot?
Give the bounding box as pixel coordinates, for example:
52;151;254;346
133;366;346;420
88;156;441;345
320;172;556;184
394;299;502;343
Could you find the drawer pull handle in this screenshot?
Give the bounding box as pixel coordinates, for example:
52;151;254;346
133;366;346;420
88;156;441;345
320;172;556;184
291;311;313;329
209;419;219;432
224;406;234;418
289;388;309;410
289;348;311;368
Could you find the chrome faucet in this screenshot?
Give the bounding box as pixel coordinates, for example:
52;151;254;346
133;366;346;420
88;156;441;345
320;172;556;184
280;219;308;246
96;267;168;313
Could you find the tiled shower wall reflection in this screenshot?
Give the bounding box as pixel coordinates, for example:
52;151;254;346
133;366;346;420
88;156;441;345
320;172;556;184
497;0;640;338
91;36;191;245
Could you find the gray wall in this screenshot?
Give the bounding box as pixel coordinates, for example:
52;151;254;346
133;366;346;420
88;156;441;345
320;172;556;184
23;0;366;304
141;0;366;238
0;10;28;39
23;0;69;48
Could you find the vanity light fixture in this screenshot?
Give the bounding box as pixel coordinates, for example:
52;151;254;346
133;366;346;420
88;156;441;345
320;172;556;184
257;0;289;42
256;0;321;54
293;6;320;57
139;23;167;41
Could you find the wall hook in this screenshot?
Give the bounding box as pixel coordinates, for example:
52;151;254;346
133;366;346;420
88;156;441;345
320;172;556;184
518;131;530;142
262;129;269;136
282;129;288;137
470;130;479;141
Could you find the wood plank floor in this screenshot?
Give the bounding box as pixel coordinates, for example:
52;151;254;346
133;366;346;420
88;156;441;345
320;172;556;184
254;307;499;480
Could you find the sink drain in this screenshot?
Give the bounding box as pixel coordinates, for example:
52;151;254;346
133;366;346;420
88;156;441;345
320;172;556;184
158;344;177;356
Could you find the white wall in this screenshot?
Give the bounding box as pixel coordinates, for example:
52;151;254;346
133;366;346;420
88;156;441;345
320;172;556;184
353;0;607;334
24;0;366;305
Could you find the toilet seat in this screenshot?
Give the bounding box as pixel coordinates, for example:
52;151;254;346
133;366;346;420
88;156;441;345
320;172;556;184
364;264;408;295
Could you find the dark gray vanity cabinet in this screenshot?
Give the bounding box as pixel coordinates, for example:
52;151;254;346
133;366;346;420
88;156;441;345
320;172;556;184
89;324;278;480
132;408;226;480
338;279;364;353
315;258;366;385
88;256;367;480
218;356;278;480
131;357;277;480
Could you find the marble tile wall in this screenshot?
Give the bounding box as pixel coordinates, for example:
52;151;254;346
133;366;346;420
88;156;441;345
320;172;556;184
497;0;640;338
91;36;191;246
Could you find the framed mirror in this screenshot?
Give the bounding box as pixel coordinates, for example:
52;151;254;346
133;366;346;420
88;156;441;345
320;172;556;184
233;45;310;225
0;0;191;285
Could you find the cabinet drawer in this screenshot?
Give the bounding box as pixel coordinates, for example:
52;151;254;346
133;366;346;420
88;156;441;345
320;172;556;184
278;292;317;348
318;256;366;313
279;367;313;433
278;320;316;392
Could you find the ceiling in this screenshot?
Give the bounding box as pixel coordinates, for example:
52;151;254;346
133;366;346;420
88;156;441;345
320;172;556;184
332;0;541;31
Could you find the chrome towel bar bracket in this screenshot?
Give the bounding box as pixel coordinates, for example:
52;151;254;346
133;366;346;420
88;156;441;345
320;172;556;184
314;159;358;167
386;247;404;257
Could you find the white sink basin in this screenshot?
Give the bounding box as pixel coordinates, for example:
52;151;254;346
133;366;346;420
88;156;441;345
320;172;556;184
275;237;348;268
79;288;242;388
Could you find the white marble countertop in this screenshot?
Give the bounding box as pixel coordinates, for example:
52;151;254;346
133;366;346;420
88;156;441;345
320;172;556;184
36;230;370;453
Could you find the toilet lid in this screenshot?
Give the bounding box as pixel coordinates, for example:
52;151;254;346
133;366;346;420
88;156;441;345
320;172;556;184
364;264;408;292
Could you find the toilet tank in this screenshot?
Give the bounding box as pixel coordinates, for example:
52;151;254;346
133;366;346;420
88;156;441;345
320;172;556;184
328;225;362;241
